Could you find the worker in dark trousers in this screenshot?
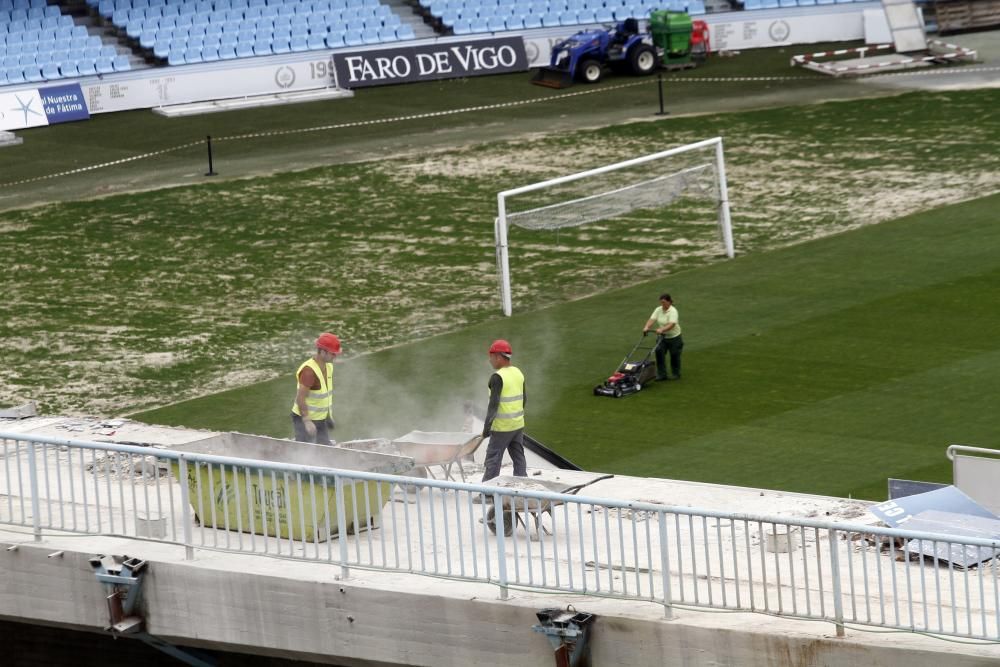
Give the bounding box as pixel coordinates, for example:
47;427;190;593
481;339;527;481
291;332;340;445
643;293;683;381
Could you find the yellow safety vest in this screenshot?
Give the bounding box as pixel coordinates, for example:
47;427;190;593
492;365;525;432
291;358;333;421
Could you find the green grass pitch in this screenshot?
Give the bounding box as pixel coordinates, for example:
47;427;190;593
2;55;998;502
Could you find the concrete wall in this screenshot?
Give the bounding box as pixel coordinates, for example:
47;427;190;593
2;535;997;667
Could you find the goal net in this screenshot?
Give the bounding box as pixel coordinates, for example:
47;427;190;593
494;137;734;316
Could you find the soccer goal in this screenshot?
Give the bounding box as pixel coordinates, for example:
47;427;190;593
494;137;733;316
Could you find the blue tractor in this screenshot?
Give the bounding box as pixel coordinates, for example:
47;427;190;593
532;18;659;89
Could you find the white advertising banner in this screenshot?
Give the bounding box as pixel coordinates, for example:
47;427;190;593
0;90;48;131
81;54;338;114
707;11;865;51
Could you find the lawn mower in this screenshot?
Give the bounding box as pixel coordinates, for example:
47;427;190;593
593;335;658;398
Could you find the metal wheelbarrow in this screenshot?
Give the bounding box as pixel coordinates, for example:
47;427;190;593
484;473;615;539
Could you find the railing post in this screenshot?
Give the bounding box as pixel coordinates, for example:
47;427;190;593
178;458;195;560
659;511;674;619
828;527;845;637
494;492;509;600
335;475;349;580
26;441;42;542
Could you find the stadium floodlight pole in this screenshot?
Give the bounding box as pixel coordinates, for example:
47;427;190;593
496;137;733;317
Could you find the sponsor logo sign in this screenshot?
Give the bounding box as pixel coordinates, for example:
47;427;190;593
40;83;90;124
0;83;90;131
333;37;528;88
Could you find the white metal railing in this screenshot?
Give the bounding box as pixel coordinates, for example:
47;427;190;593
2;431;999;641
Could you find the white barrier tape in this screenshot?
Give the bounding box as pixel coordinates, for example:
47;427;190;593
0;140;204;188
3;65;997;190
0;79;650;188
213;78;651;143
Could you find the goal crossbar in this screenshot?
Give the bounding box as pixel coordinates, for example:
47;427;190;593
495;136;733;316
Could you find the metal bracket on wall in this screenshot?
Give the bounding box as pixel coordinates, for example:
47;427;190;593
532;606;596;667
89;554;216;667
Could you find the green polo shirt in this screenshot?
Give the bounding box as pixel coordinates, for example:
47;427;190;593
650;305;681;339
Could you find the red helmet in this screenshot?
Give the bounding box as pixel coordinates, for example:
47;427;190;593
316;332;341;355
489;339;512;356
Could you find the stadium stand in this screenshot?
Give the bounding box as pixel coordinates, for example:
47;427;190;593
421;0;706;36
1;0;132;86
0;0;884;88
89;0;420;65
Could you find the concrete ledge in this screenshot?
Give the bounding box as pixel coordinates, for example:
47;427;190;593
2;532;998;666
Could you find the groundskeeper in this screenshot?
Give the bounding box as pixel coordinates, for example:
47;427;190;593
291;332;341;445
643;293;683;381
481;339;527;481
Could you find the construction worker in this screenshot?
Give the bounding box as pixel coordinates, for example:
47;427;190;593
643;293;683;381
291;332;341;445
481;339;527;481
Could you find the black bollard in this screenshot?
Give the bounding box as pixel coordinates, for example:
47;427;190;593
205;135;217;176
655;73;669;116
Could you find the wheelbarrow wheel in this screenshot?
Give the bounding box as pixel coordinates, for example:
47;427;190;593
486;506;514;537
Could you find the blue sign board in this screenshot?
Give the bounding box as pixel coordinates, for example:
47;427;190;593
39;83;90;124
871;485;997;528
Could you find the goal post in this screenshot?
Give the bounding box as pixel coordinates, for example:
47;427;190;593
495;137;733;316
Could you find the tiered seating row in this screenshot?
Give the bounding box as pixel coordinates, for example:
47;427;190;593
742;0;866;8
2;1;132;87
420;0;703;35
88;0;417;65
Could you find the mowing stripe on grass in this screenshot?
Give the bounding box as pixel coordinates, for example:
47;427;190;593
135;192;1000;501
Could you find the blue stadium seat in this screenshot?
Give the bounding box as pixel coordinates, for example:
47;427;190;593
95;56;114;73
486;15;505;30
58;60;79;77
540;11;560;26
235;40;254;57
40;61;61;79
183;47;202;62
252;39;272;54
396;22;415;39
779;0;796;6
217;44;237;59
272;37;290;52
521;13;541;27
761;0;779;6
797;0;816;5
201;46;220;61
112;54;130;70
23;65;44;82
4;67;26;84
77;59;98;75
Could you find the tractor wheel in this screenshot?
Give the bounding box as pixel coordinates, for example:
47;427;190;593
629;44;658;76
577;59;602;84
613;387;623;398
